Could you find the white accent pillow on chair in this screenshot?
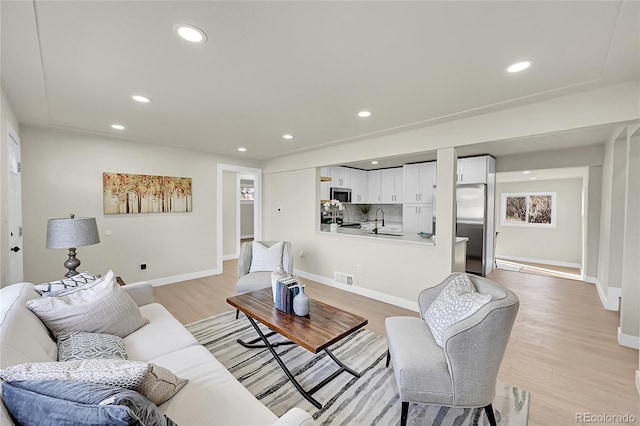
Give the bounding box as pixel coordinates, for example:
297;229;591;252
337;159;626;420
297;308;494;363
249;241;284;272
425;274;492;347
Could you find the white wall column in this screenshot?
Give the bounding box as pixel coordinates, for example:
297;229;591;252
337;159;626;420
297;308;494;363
619;127;640;349
597;128;627;310
435;148;457;271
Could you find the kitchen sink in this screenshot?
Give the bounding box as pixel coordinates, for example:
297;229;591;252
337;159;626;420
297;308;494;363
364;231;403;237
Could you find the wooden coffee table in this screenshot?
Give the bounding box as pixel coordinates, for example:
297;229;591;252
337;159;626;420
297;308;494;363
227;288;368;409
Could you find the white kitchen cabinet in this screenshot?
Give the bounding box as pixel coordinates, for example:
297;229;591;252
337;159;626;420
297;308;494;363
381;168;404;203
404;162;436;203
402;204;433;234
367;170;382;203
329;166;351;188
350;169;368;203
457;157;488;184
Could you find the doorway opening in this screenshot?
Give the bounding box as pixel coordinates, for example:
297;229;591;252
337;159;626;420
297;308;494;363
216;164;262;272
493;167;588;282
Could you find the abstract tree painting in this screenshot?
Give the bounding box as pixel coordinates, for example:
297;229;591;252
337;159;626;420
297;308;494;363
528;195;553;224
103;173;192;214
505;196;527;223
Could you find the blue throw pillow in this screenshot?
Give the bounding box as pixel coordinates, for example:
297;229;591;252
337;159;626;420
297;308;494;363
1;380;171;426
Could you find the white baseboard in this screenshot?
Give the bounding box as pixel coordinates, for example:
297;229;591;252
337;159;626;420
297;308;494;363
222;254;238;261
595;278;621;311
293;269;418;312
496;255;581;270
148;268;221;287
240;234;254;239
584;275;597;284
495;260;523;272
636;370;640;396
617;327;640;349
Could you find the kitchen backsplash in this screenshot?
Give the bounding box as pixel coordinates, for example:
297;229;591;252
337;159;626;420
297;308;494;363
343;203;403;223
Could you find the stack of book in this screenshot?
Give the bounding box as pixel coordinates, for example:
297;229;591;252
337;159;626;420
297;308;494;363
274;276;300;314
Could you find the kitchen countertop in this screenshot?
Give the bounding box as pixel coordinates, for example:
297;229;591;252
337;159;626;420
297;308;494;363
318;224;469;246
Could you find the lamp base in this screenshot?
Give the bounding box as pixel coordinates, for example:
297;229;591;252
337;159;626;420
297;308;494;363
64;247;81;278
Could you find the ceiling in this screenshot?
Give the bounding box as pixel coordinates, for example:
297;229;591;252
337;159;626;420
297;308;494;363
2;1;639;161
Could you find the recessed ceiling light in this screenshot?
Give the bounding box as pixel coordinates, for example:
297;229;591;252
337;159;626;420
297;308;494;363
174;24;207;44
283;134;294;140
522;171;531;174
132;95;152;103
530;177;537;180
237;147;247;152
371;161;379;165
507;61;532;73
358;111;372;118
111;124;125;130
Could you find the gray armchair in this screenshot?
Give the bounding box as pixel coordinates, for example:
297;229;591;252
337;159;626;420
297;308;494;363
235;240;293;319
236;240;293;294
385;274;519;426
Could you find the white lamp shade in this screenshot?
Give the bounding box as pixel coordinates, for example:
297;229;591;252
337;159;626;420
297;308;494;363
46;217;100;249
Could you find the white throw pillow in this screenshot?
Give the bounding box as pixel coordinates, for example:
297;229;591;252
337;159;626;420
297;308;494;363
34;271;99;296
26;270;148;339
425;274;492;347
249;241;284;273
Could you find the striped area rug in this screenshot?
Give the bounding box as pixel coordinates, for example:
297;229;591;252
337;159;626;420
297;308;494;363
186;311;529;425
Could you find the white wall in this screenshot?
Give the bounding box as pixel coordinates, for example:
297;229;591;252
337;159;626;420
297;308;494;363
496;145;604;173
20;125;259;285
494;178;583;266
0;88;20;286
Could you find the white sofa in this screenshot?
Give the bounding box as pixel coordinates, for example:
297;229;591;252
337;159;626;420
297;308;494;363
0;281;315;425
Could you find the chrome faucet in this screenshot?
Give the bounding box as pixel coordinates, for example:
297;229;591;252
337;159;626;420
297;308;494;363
374;208;385;234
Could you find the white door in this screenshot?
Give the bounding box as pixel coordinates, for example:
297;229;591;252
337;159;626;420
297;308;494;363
7;123;24;283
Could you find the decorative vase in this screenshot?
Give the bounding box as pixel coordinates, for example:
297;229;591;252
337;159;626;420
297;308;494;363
330;222;338;232
293;284;310;316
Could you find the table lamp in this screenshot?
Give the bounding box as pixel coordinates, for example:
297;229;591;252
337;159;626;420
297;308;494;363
46;214;100;277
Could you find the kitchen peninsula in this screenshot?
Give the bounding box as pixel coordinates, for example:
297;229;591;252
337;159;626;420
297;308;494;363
317;224;469;272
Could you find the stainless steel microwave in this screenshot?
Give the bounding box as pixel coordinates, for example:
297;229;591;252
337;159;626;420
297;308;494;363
330;187;352;203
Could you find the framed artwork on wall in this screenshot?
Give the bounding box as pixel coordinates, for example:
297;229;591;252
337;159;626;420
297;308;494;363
103;172;192;214
500;192;556;227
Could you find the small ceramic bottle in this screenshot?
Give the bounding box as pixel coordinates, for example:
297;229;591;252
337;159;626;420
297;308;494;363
293;284;310;316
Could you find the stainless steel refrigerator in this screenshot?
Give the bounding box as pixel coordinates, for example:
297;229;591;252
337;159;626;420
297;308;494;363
456;184;488;275
433;183;493;276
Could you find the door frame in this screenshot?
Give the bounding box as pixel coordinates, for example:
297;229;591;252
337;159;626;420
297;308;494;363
216;164;262;272
7;120;24;284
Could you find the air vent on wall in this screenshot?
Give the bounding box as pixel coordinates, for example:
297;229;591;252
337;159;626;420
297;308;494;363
334;271;354;285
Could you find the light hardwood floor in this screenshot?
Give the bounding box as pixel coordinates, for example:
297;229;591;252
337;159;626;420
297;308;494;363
154;260;640;425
